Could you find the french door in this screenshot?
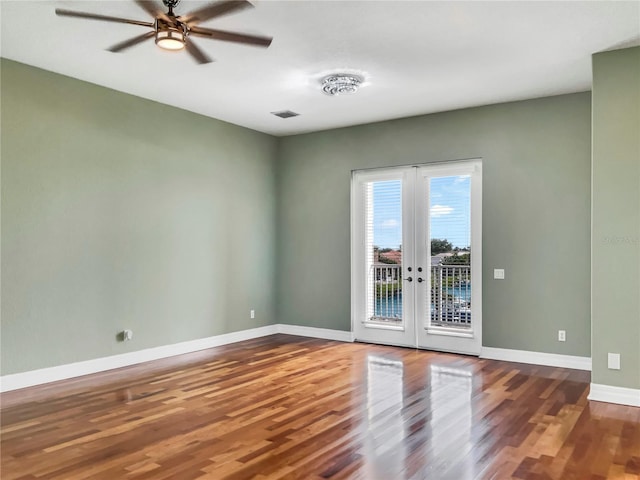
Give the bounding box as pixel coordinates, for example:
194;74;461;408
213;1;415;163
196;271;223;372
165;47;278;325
351;160;482;355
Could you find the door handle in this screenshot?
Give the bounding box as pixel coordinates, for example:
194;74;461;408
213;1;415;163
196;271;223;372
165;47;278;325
404;277;413;282
417;277;424;283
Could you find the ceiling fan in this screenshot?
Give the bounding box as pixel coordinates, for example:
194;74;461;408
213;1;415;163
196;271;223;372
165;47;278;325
55;0;273;64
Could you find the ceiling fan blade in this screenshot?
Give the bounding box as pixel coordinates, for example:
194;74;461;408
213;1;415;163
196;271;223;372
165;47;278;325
107;31;155;53
189;26;272;47
185;40;214;64
134;0;172;24
181;0;253;25
55;9;154;28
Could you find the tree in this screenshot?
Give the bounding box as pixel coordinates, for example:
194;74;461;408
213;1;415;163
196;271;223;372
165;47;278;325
431;238;453;255
378;256;397;264
441;253;470;265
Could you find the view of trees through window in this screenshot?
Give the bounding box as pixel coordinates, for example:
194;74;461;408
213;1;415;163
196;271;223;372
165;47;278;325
373;239;470;265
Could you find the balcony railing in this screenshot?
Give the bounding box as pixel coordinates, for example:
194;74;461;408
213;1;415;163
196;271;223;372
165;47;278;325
430;264;471;327
371;265;403;322
370;264;471;327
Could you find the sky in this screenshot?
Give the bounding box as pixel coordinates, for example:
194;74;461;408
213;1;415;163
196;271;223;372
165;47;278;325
372;175;471;249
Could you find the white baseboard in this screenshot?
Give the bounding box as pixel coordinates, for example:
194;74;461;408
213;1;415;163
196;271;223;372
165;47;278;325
2;329;603;394
277;324;354;343
0;325;278;393
480;346;592;371
588;383;640;407
0;324;355;393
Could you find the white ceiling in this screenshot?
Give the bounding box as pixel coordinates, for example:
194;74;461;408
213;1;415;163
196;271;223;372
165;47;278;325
2;1;639;136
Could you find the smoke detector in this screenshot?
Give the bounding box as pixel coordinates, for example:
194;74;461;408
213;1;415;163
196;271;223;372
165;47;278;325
321;74;363;96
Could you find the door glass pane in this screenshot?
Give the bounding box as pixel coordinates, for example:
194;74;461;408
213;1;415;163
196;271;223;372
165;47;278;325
428;175;471;328
366;180;403;326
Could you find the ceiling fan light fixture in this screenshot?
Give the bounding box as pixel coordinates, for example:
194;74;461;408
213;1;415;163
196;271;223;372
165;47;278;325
321;74;363;96
155;26;186;51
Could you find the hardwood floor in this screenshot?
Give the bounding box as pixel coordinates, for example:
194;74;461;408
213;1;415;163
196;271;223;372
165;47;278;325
1;335;639;480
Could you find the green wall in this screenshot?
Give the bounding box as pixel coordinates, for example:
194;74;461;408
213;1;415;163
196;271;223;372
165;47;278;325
591;47;640;389
1;60;278;375
1;58;600;377
276;93;592;357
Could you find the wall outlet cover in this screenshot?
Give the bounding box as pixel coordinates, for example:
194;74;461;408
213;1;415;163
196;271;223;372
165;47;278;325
608;353;621;370
494;269;505;280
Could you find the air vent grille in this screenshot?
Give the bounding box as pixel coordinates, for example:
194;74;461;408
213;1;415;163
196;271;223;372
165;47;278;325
271;110;299;119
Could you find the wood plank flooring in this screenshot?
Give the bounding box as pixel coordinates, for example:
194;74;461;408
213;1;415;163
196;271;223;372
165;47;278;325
1;334;639;479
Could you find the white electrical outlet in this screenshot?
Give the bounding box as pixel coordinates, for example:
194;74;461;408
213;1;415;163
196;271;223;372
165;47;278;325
608;353;621;370
494;269;505;280
250;310;255;319
123;329;133;341
558;330;566;342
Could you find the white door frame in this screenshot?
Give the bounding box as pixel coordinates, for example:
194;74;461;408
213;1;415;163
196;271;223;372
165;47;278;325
415;160;483;355
350;167;416;347
351;159;482;355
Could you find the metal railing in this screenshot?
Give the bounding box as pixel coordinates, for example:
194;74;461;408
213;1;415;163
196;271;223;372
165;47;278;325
430;265;471;327
370;263;471;327
371;264;403;323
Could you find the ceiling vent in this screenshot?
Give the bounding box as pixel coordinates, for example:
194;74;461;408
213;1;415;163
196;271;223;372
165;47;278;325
271;110;300;119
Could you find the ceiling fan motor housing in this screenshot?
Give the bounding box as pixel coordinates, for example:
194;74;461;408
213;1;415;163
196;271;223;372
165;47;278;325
155;19;187;50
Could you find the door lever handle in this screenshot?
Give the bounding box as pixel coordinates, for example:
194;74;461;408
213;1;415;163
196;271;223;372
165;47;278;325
417;277;424;283
404;277;413;282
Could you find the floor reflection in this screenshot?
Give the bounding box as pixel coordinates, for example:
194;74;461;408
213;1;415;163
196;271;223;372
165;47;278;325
426;363;473;479
364;354;406;479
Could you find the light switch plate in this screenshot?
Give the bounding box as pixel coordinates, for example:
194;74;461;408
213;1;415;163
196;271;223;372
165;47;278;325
608;353;621;370
494;269;505;280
